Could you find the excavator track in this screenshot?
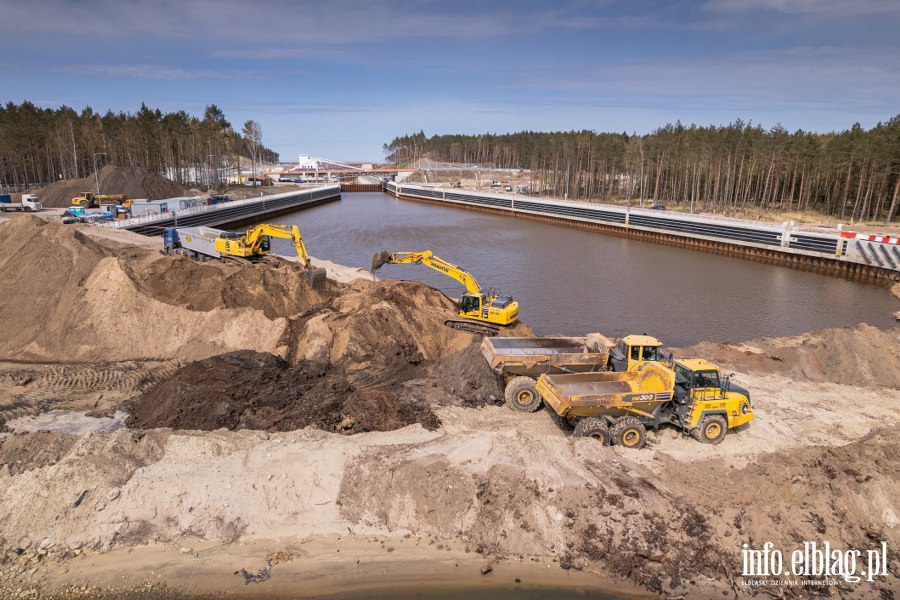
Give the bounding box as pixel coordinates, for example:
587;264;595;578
443;319;501;337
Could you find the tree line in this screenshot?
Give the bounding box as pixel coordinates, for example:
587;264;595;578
385;116;900;224
0;101;279;190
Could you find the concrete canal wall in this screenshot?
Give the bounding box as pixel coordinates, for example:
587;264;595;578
385;181;900;282
104;184;341;235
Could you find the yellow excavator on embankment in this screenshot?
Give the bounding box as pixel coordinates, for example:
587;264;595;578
372;250;518;336
164;224;327;289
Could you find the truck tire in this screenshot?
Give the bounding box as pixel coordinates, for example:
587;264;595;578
611;417;646;449
80;200;90;208
504;376;542;412
573;417;610;445
692;415;727;444
546;405;577;431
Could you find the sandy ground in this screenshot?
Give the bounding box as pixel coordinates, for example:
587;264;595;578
0;215;899;599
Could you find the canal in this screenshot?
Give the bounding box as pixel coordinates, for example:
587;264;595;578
269;192;898;347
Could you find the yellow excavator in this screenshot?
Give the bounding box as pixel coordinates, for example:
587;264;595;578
164;224;327;289
372;250;518;335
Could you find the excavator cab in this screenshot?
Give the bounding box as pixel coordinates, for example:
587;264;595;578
460;293;483;316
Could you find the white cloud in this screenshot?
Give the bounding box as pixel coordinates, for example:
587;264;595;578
701;0;900;18
59;64;263;80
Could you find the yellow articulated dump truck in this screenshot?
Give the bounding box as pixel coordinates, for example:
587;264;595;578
72;192;127;208
481;334;613;412
536;359;753;449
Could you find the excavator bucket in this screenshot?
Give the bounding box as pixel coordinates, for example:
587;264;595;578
371;250;393;272
306;267;327;290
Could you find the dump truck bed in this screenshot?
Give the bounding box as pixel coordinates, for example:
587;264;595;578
536;363;675;419
481;333;613;379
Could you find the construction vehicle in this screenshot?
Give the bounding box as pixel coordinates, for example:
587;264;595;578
481;332;669;412
481;334;613;412
607;334;672;372
371;250;518;335
535;358;753;449
163;224;327;289
71;192;127;209
0;193;41;212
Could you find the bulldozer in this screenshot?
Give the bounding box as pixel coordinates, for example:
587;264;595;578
372;250;518;335
164;224;327;289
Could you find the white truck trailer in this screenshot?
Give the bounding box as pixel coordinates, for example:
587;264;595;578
0;193;42;212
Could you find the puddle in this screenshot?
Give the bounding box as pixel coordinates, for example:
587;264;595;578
5;409;128;434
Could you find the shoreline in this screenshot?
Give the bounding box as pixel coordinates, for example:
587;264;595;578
24;536;650;599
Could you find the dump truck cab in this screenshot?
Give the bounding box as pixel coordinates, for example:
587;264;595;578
607;334;670;372
672;358;753;444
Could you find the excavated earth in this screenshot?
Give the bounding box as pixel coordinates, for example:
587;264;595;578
26;165;189;208
0;213;899;599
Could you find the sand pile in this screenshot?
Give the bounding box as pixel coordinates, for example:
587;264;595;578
0;215;492;396
30;165;188;208
681;323;900;388
0;216;309;362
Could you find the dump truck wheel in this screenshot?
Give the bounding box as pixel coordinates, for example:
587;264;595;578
504;377;542;412
693;415;727;444
611;417;646;449
574;417;610;445
80;200;89;208
546;405;576;431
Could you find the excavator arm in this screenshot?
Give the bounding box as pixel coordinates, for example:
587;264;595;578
244;224;312;267
241;224;327;289
371;249;519;333
371;250;482;294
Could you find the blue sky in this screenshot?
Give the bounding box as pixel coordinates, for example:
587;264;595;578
2;0;898;162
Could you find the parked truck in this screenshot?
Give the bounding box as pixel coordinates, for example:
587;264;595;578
481;334;613;412
536;358;753;448
0;193;42;212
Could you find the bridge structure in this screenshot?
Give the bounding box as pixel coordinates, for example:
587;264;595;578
268;167;415;183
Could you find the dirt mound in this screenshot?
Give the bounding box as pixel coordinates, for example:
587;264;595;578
681;323;900;388
0;213;487;374
126;350;439;434
418;344;503;407
0;216;318;362
120;250;323;319
31;165;187;208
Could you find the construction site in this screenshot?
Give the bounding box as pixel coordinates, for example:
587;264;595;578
0;165;899;599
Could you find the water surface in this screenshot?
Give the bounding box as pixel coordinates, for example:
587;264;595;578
270;192;898;346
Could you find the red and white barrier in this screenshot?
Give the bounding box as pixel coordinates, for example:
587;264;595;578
840;231;900;244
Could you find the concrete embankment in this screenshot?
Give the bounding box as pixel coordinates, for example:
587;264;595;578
386;181;900;282
108;184;341;235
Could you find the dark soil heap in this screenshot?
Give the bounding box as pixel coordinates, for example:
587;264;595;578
30;165;188;208
126;350;442;433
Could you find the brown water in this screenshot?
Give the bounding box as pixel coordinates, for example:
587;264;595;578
271;192;898;347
